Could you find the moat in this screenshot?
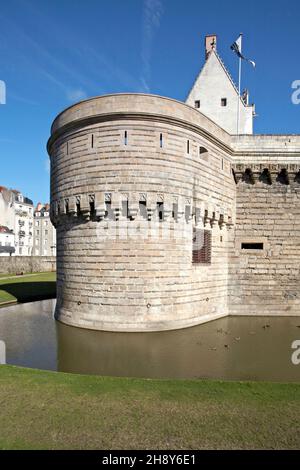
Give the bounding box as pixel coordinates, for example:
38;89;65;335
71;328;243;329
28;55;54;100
0;299;299;382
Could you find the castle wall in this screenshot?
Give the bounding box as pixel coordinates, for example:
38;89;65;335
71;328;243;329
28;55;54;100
230;135;300;316
48;94;236;331
0;256;56;274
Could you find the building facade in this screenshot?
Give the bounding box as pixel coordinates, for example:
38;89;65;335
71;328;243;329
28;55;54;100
13;192;34;256
0;187;34;256
48;35;300;332
0;226;15;256
32;203;56;256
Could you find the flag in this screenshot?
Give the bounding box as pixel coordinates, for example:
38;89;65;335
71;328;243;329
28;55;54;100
231;35;256;67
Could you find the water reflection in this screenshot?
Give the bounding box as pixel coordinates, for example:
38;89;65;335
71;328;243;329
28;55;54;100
0;299;300;382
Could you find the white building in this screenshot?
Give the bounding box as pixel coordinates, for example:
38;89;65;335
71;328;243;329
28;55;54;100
32;203;56;256
0;186;15;231
186;34;255;134
13;192;34;256
0;226;15;256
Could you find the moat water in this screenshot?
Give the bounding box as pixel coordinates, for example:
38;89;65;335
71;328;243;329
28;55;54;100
0;299;300;382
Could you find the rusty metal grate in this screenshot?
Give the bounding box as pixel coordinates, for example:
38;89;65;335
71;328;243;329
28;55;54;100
192;228;212;264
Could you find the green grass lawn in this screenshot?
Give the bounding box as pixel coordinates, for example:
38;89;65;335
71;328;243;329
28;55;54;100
0;272;56;305
0;365;299;450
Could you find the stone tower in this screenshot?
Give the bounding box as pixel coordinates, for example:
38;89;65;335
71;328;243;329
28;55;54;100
48;94;235;331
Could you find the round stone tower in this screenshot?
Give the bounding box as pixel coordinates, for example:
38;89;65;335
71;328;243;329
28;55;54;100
48;93;235;332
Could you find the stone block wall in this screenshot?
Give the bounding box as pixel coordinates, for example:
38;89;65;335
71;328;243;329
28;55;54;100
48;94;236;331
0;256;56;274
230;151;300;316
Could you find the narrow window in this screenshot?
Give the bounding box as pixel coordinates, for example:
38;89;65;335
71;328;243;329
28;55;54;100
91;134;94;148
221;98;227;107
124;131;128;146
187;140;190;154
199;146;208;155
241;242;264;250
194;100;200;108
90;200;95;216
66;142;69;155
193;229;212;264
160;133;163;148
221;158;224;170
157;202;163;221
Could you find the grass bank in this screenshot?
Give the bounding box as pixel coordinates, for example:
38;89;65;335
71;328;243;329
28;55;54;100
0;272;56;305
0;365;299;449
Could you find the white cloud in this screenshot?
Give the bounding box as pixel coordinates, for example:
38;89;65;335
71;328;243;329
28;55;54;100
44;159;50;174
66;88;88;102
141;0;164;92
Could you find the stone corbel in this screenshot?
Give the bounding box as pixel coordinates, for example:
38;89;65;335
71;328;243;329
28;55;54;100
128;193;139;220
210;211;220;229
111;193;121;221
80;194;90;220
94;192;106;220
163;200;173;221
68;196;77;217
176;196;185;220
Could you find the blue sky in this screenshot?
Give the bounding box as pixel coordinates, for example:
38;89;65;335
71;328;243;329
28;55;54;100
0;0;299;204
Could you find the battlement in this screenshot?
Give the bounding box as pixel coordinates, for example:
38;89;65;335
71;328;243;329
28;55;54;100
51;191;233;229
233;163;300;185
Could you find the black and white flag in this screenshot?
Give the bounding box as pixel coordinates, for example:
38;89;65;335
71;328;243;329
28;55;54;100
231;35;256;67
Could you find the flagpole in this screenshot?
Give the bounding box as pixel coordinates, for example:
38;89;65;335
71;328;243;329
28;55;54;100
237;33;242;135
237;56;241;134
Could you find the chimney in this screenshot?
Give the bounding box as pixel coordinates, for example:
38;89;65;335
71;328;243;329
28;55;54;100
205;34;217;59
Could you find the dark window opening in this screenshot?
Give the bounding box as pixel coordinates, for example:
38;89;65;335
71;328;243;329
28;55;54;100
159;133;163;148
221;98;227;107
157;202;163;221
90;200;95;216
241;242;264;250
187;140;190;154
124;131;128;146
193;229;212;264
91;134;94;148
76;202;81;216
65;200;69;214
105;201;111;218
199;146;208;155
139;200;147;219
194;100;200;108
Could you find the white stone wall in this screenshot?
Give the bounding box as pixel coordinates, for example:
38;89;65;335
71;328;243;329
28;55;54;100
186;51;254;134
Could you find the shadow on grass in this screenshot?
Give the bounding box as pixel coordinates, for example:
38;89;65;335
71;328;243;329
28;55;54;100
0;281;56;303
